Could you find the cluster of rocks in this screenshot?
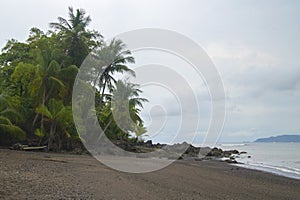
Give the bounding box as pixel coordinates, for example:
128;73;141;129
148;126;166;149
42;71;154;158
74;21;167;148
9;143;28;150
203;147;247;163
112;140;245;163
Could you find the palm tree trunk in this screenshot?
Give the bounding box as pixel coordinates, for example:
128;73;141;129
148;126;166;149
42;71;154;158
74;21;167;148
99;79;107;108
32;87;46;126
41;87;46;130
48;122;57;150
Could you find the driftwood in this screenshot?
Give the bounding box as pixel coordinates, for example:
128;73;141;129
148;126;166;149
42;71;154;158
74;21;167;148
22;146;47;151
10;143;47;151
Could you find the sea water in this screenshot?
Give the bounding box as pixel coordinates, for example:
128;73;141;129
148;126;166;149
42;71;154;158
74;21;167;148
218;143;300;180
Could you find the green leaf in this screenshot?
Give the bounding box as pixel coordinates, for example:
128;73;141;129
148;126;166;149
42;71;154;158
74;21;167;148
49;76;65;88
47;60;60;75
1;108;23;123
35;128;46;138
0;116;12;125
47;98;64;117
35;105;52;119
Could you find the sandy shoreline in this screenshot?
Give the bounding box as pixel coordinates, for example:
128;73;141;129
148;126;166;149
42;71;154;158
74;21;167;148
0;149;299;199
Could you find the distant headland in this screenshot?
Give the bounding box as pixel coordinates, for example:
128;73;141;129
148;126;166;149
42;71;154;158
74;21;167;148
254;135;300;143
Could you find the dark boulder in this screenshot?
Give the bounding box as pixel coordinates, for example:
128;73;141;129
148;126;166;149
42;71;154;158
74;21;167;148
207;147;223;157
144;140;152;147
224;150;239;155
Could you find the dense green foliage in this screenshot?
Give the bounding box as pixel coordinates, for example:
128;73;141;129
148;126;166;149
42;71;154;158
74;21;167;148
0;7;147;150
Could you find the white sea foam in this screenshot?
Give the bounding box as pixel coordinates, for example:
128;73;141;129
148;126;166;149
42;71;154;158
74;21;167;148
235;162;300;180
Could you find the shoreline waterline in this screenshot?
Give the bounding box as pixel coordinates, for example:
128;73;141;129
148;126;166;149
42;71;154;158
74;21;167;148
217;142;300;180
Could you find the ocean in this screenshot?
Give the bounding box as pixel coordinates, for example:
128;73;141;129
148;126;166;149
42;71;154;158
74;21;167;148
218;143;300;180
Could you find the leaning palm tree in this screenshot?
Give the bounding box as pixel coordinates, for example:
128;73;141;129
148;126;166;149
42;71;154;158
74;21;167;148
92;39;135;107
50;7;101;66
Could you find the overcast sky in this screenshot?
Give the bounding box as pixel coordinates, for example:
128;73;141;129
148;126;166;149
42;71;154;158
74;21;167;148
1;0;300;143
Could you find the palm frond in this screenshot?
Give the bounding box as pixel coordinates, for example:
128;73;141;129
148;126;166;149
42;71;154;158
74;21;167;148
49;76;65;88
35;128;46;138
0;124;26;140
57;17;72;30
35;105;52;119
0;116;12;125
0;108;23;123
49;22;69;32
47;98;64;117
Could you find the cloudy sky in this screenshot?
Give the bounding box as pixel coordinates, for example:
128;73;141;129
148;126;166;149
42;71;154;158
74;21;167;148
1;0;300;144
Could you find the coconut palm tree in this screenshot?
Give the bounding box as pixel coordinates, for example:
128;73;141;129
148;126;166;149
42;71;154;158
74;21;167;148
35;98;73;150
111;80;148;139
50;7;101;66
92;39;135;107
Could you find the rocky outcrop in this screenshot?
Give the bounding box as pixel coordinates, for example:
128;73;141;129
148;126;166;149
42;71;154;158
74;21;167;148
111;141;241;163
205;147;240;158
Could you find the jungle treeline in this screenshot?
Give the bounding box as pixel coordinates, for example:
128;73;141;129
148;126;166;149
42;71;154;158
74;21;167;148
0;7;148;151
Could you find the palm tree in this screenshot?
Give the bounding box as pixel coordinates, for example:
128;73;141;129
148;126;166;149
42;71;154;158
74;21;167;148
28;40;69;137
30;58;64;120
133;124;147;142
111;80;148;139
50;7;101;66
92;39;135;107
35;98;73;150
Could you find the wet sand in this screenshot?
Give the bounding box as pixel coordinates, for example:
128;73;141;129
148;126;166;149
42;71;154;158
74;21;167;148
0;149;299;199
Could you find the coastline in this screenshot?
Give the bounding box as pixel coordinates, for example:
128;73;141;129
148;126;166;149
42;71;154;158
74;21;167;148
218;142;300;180
234;163;300;180
1;149;299;199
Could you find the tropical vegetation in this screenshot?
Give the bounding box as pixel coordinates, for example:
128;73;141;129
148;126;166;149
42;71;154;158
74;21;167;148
0;7;148;150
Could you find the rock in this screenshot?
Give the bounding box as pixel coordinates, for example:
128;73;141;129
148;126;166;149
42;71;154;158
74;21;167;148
247;155;251;158
73;147;83;155
239;151;247;154
198;147;211;157
224;150;239;155
162;142;190;154
223;150;239;157
155;143;166;149
183;145;200;157
207;148;223;157
144;140;152;147
9;143;28;150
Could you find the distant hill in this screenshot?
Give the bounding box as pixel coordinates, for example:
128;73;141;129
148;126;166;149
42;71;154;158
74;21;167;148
254;135;300;143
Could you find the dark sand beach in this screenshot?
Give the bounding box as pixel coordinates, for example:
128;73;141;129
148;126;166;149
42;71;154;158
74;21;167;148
0;149;299;200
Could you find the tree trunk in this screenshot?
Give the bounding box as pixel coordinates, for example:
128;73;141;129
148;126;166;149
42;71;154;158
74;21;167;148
48;122;57;150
